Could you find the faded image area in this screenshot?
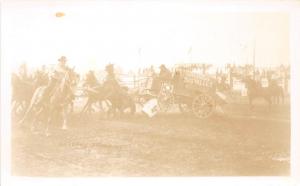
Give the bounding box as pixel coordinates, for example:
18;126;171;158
6;2;290;176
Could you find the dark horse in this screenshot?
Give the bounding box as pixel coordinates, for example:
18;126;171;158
11;73;36;117
80;85;111;115
12;71;50;117
81;84;136;118
243;77;284;111
269;79;285;104
243;77;272;111
19;68;77;135
104;85;136;117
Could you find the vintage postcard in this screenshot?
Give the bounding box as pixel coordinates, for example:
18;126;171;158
1;0;300;186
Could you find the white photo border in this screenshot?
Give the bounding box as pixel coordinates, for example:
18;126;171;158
1;1;300;186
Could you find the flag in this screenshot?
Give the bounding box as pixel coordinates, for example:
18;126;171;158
188;46;192;54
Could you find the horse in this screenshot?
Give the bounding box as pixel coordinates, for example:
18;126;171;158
81;82;136;118
268;79;285;104
80;85;111;115
11;73;36;117
243;77;272;111
19;68;77;135
33;70;49;88
104;85;136;118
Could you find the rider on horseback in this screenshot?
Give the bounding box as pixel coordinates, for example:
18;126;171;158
159;64;172;82
103;63;130;98
38;56;70;106
103;64;121;91
150;64;172;94
19;56;72;126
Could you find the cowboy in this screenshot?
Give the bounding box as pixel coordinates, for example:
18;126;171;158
150;64;172;94
103;64;120;90
39;56;70;105
52;56;69;79
158;64;172;82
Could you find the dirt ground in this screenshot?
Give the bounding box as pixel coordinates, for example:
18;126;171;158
11;102;290;176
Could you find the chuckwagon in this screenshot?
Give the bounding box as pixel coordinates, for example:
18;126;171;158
137;64;226;118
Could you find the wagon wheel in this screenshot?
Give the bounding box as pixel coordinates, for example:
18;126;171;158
192;94;215;118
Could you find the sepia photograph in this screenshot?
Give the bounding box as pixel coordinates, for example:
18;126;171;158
1;0;300;185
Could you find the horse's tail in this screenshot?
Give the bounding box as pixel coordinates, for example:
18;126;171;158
18;86;46;124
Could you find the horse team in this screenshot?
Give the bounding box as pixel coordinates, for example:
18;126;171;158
11;64;288;136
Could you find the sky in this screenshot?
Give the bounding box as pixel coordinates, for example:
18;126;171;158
2;1;290;73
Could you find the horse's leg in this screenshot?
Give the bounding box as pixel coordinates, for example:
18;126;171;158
248;96;253;112
109;103;116;119
80;98;93;122
19;87;42;125
44;108;55;136
41;108;49;135
71;101;74;113
62;104;70;130
101;100;110;119
45;117;51;136
31;106;43;133
81;98;91;114
30;107;36;132
18;102;33;125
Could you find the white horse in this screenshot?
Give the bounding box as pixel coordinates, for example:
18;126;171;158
19;68;77;135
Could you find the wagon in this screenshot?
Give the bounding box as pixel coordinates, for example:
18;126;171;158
157;64;225;118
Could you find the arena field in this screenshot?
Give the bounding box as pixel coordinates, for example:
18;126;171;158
11;101;290;176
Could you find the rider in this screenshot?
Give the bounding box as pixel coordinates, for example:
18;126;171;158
39;56;70;105
103;63;121;90
158;64;172;82
151;64;172;94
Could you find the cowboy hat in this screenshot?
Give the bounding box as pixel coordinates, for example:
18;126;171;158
58;56;67;62
160;64;166;69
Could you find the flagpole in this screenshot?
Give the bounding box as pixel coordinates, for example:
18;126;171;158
188;46;192;63
190;48;192;63
138;47;142;74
